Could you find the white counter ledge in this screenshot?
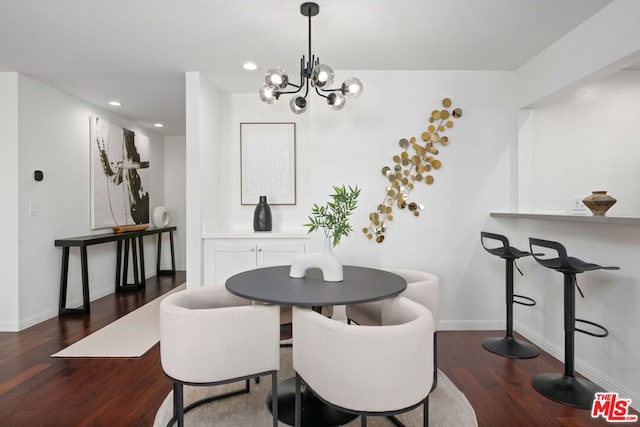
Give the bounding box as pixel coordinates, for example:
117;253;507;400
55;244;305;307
202;232;310;239
490;212;640;225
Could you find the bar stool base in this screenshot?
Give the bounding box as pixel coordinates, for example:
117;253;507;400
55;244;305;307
482;336;539;359
532;373;604;409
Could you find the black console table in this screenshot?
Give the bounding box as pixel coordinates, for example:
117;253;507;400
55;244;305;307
54;226;176;315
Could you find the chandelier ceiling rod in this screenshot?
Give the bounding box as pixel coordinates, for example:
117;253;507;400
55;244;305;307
259;2;363;114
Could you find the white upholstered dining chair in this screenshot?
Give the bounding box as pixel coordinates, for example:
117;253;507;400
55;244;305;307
293;296;434;426
238;265;294;337
159;286;280;427
345;269;440;390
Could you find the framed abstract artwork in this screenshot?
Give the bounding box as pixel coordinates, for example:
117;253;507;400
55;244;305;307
90;116;150;229
240;122;296;205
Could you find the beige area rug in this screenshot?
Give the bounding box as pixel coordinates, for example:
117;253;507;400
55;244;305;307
52;283;186;358
154;347;478;427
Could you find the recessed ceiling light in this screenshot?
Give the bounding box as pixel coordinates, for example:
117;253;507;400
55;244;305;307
153;123;164;128
243;62;258;71
108;101;122;106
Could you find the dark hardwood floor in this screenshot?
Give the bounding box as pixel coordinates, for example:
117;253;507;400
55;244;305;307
0;274;635;426
437;331;636;427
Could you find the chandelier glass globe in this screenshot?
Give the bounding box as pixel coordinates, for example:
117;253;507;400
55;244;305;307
311;64;335;88
259;84;278;104
290;96;308;114
327;92;346;110
342;77;363;98
265;67;289;89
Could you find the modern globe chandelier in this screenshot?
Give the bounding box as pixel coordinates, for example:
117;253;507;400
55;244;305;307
259;2;363;114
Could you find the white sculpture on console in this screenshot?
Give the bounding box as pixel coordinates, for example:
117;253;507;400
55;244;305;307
290;237;343;282
152;206;170;227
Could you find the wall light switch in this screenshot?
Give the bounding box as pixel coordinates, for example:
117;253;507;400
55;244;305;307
28;202;39;216
571;195;587;214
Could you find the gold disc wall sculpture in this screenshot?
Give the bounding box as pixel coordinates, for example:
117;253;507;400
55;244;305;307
363;98;463;243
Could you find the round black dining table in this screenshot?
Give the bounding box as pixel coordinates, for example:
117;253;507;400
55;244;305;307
225;265;406;306
226;265;407;426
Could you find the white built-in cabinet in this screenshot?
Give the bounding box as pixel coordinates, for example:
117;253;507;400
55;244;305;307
202;234;309;285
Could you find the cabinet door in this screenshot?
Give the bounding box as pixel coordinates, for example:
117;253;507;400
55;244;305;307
257;240;306;267
204;241;257;285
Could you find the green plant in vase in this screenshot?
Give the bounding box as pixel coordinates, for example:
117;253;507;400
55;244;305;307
304;185;361;247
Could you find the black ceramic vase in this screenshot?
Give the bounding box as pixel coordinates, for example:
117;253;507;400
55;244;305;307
253;195;272;231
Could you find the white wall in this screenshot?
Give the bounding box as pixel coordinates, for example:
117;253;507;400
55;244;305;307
185;72;202;288
517;0;640;109
11;74;166;329
308;70;517;327
523;71;640;215
185;72;228;288
164;136;187;270
0;73;19;330
202;70;517;328
211;93;311;234
200;75;228;235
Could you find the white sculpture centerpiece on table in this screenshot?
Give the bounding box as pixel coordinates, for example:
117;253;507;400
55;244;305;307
290;185;360;282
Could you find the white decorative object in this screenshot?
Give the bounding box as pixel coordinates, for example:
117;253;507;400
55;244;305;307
289;237;343;282
152;206;170;228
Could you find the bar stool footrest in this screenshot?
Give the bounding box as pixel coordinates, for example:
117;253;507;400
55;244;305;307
481;336;539;359
513;294;536;306
575;318;609;338
532;373;605;409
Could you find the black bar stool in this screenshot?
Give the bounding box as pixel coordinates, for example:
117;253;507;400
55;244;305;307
529;237;618;409
480;232;540;359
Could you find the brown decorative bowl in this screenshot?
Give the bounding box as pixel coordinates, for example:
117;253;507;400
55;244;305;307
582;191;616;216
113;224;150;233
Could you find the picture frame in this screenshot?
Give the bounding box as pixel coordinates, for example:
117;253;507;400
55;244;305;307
240;122;296;205
90;116;150;229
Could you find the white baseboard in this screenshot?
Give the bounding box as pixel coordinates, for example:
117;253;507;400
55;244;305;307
6;270;183;332
515;322;640;411
18;307;59;330
13;272;183;332
15;286;114;331
439;319;503;330
0;320;19;331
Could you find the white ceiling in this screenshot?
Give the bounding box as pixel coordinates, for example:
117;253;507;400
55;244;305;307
0;0;612;136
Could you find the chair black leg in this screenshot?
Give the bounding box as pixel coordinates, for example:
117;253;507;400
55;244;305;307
361;415;367;427
271;372;278;427
295;373;302;427
423;396;429;427
171;381;184;427
388;415;404;426
431;332;438;392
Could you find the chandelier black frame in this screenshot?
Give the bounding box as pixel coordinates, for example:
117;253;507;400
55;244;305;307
259;2;363;114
